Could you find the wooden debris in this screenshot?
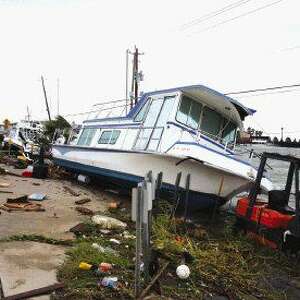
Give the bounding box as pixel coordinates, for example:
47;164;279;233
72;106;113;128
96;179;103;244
75;198;91;205
63;186;80;197
3;282;64;300
32;182;41;186
138;262;169;300
0;191;13;194
75;206;94;216
7;196;28;204
0;182;10;188
0;206;12;212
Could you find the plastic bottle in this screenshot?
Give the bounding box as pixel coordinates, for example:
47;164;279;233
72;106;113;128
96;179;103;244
101;276;118;288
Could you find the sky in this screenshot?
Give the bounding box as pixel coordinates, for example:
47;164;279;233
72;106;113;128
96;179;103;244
0;0;300;139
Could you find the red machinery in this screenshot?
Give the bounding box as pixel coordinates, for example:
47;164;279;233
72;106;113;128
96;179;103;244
235;152;300;253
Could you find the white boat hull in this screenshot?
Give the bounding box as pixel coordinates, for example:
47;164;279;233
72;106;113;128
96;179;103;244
52;145;256;203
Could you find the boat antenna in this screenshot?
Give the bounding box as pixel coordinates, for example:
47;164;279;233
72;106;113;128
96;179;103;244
41;75;52;121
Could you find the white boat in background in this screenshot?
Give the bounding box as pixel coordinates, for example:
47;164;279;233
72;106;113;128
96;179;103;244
52;84;272;211
3;120;43;157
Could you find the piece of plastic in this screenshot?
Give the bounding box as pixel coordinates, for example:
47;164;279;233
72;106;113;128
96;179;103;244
28;193;46;201
100;276;118;288
79;262;93;270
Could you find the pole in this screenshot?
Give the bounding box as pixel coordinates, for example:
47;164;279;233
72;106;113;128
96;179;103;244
41;76;52;121
134;47;139;106
125;50;129;115
57;78;60;116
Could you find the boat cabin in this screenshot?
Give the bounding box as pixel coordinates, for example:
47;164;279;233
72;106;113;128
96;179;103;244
74;85;254;155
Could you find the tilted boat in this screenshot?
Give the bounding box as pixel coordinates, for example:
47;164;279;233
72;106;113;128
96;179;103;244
52;84;272;210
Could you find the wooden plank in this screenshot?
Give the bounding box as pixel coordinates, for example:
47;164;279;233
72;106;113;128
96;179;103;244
3;283;64;300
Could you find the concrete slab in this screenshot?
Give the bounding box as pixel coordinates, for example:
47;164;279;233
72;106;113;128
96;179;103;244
0;241;65;299
0;163;110;240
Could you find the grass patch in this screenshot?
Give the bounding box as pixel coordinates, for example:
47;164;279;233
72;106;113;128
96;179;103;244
52;202;300;300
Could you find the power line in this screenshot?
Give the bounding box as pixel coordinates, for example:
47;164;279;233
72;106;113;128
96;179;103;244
180;0;253;30
225;83;300;96
233;88;300;98
194;0;284;34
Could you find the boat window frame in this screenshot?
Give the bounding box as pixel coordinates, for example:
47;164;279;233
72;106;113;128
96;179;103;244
175;93;204;131
133;97;152;122
175;93;237;143
77;127;97;146
98;129;121;145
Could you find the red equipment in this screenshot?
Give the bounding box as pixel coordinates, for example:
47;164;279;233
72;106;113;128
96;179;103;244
235;152;300;253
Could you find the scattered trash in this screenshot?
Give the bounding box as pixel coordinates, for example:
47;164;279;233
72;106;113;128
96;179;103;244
109;238;121;245
77;174;90;184
100;229;111;235
22;165;33;177
75;198;91;205
2;202;45;212
91;243;119;256
69;223;91;235
79;262;94;271
98;262;112;273
32;182;41;186
100;276;118;289
63;186;80;196
75;206;94;216
7;195;28;203
108;201;121;209
122;231;136;239
176;264;190;279
0;206;12;212
28;193;46;201
91;215;127;229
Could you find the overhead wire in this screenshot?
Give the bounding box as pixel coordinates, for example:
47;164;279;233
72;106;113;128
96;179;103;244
193;0;284;34
225;83;300;96
230;88;300;98
180;0;253;30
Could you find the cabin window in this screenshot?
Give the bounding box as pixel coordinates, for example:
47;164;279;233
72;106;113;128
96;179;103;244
222;120;237;145
77;128;97;146
98;130;121;145
176;95;202;130
200;107;222;139
134;99;151;122
156;96;175;127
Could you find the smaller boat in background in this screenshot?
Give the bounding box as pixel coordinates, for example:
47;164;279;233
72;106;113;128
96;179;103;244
3;120;43;158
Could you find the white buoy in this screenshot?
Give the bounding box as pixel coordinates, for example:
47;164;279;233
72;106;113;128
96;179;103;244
176;264;190;279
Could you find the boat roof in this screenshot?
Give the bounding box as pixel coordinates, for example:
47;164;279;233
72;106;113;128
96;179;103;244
128;84;255;121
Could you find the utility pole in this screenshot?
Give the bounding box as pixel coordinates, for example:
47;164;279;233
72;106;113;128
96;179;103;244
281;127;284;141
57;78;60;116
128;46;144;109
26;106;31;121
41;75;52;121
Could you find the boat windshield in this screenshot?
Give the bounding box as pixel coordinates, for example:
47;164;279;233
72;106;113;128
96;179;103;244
221;120;237;146
176;94;237;146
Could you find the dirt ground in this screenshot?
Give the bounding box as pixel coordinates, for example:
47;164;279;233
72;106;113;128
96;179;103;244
0;163;117;299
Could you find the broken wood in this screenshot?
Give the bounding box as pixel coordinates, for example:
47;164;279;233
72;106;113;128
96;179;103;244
0;206;12;212
0;277;4;299
138;262;169;300
6;196;28;204
63;186;80;197
0;191;13;194
3;282;64;300
75;206;94;216
75;198;91;205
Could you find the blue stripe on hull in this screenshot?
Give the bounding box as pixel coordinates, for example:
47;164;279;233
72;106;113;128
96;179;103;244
54;158;223;211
